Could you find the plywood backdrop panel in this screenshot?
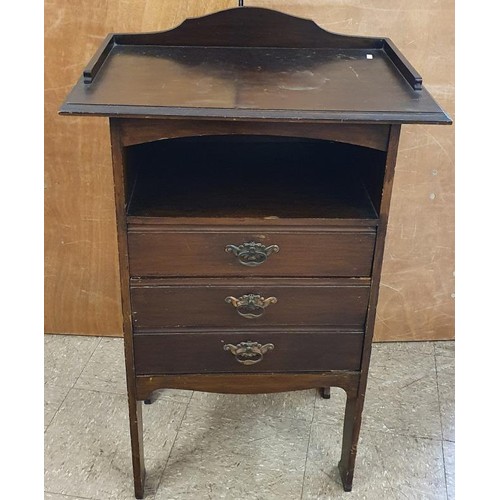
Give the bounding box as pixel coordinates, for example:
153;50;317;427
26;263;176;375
45;0;454;340
44;0;236;336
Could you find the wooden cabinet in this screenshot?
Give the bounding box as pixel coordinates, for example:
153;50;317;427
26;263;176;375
61;7;450;498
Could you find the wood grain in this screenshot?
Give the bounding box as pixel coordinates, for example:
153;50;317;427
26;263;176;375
130;278;371;330
133;330;364;374
45;0;454;340
244;1;455;341
45;0;236;336
127;228;376;278
118;119;390;151
135;372;360;400
61;40;448;122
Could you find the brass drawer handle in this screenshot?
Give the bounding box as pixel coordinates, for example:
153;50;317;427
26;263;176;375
225;241;279;267
225;294;277;319
223;341;275;365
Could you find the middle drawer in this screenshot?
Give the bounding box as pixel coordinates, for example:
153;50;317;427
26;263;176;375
127;227;376;277
130;278;371;330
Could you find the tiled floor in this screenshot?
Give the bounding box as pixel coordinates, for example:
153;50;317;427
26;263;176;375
44;335;455;500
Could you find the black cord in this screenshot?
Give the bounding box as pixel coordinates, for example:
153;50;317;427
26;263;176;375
238;0;244;6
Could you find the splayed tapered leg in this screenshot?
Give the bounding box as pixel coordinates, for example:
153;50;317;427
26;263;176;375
128;397;145;499
338;391;363;492
320;386;331;399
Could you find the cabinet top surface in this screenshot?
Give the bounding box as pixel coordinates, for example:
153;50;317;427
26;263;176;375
60;7;451;124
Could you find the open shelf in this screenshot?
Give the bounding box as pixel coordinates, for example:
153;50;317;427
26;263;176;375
125;136;385;222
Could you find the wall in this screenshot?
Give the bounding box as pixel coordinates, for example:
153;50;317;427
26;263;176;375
44;0;454;340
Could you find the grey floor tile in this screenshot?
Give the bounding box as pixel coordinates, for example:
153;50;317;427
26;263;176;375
315;343;441;440
190;388;316;423
44;338;454;499
75;337;193;404
435;342;455;442
155;403;311;499
45;493;92;499
317;342;441;440
74;338;127;395
152;388;194;405
303;423;393;500
44;334;100;387
434;341;454;358
45;384;71;431
303;423;447;500
44;387;187;500
314;386;347;425
443;440;455;499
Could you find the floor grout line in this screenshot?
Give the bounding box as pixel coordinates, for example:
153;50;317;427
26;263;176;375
434;343;449;500
45;337;455;499
300;391;317;500
152;390;194;500
312;419;446;444
44;337;102;433
184;397;316;426
45;489;94;499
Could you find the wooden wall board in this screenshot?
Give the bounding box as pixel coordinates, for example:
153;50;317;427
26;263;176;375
45;0;237;336
245;0;455;342
45;0;454;340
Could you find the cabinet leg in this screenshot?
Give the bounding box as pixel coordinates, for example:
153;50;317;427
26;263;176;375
338;392;362;492
144;391;159;405
320;387;331;399
128;397;145;499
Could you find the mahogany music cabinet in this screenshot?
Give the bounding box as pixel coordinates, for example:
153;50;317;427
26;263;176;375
60;7;451;498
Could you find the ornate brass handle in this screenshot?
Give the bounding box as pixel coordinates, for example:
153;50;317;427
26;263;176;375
223;341;274;365
225;241;279;267
225;294;277;319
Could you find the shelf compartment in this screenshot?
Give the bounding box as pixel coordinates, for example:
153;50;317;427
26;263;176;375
125;136;384;221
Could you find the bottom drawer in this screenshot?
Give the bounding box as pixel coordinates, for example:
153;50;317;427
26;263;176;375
133;330;363;374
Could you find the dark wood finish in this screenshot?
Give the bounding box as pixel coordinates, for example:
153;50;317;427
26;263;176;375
128;227;376;278
76;7;424;89
321;387;331;399
338;392;361;492
83;33;114;84
135;371;361;401
133;330;363;374
383;39;422;90
130;278;371;330
113;7;381;49
61;7;451;498
124;137;382;221
60;8;450;124
128;217;379;228
109;120;145;498
119;119;391;151
337;124;401;491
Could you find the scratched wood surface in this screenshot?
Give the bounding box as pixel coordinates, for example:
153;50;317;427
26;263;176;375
45;0;454;340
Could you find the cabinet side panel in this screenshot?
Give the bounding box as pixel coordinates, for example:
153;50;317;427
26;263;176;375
109;119;145;493
361;125;401;374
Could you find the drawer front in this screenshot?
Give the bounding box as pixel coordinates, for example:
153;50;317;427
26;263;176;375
127;229;375;277
133;330;363;374
130;280;370;330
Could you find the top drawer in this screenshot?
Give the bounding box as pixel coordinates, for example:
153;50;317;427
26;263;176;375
127;227;376;277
